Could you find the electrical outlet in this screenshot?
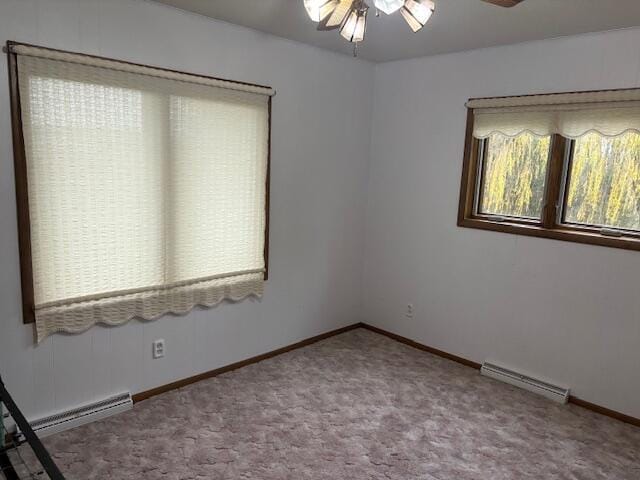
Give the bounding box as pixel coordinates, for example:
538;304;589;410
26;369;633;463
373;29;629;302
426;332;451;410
152;339;165;359
405;304;414;318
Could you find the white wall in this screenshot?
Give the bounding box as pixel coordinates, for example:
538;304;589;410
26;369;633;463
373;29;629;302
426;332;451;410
0;0;373;419
363;28;640;419
2;0;638;425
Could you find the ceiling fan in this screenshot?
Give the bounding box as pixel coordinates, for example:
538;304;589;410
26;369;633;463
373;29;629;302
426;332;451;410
481;0;524;6
304;0;524;54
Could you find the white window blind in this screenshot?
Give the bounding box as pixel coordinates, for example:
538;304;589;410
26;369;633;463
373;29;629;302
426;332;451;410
468;89;640;139
15;46;272;342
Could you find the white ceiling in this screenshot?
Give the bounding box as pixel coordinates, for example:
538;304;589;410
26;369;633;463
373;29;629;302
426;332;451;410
153;0;640;62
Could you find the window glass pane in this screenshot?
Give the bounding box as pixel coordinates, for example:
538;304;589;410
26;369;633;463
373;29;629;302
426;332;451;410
168;93;268;283
478;132;551;219
24;75;165;304
564;131;640;232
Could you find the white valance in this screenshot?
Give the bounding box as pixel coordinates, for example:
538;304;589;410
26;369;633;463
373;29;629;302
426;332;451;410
35;273;264;340
468;89;640;139
16;48;270;342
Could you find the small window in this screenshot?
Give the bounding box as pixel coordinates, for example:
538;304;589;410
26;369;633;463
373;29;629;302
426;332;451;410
562;131;640;234
458;88;640;252
477;132;551;221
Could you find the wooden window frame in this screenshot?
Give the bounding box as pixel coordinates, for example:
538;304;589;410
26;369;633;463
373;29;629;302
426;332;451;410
6;40;272;325
457;105;640;253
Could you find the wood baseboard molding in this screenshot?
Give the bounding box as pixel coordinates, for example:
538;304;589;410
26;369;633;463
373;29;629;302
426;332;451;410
359;323;640;429
568;396;640;428
132;322;362;403
360;323;482;369
132;320;639;429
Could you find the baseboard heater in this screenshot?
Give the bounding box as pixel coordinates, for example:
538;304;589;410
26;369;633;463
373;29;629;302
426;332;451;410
17;392;132;440
480;362;569;404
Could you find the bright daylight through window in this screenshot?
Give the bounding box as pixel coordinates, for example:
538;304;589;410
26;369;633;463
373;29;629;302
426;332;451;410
564;131;640;232
8;43;273;342
478;132;551;220
459;88;640;251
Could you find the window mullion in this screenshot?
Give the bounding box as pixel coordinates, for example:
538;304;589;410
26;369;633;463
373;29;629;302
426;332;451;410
542;134;567;229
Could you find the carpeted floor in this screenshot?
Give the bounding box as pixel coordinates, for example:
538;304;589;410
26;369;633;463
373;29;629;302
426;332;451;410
40;328;640;479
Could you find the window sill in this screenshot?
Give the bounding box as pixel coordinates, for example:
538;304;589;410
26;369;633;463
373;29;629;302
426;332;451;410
458;216;640;252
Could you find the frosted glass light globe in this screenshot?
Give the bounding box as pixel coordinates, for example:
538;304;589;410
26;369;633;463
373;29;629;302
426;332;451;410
304;0;336;22
373;0;405;15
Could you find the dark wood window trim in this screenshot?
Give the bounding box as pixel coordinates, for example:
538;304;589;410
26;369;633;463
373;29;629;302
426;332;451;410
6;40;272;325
458;98;640;253
7;41;35;324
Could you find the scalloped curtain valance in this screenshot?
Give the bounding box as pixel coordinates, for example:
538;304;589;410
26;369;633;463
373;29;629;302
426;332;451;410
467;89;640;139
15;46;271;342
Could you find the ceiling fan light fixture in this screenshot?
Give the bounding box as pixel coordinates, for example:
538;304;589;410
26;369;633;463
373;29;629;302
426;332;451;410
340;5;368;43
373;0;405;15
401;0;435;32
302;0;439;52
318;0;355;30
304;0;339;22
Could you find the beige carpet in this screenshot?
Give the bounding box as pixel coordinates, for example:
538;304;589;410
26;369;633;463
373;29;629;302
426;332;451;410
39;328;640;479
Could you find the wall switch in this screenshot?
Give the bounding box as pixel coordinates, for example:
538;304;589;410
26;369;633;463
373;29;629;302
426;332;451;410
405;304;414;318
152;339;165;359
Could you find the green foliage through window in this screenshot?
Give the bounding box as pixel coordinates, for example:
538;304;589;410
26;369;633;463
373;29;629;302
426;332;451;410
565;132;640;231
479;132;551;219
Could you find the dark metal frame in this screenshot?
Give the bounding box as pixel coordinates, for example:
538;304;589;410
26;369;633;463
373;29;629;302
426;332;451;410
0;376;65;479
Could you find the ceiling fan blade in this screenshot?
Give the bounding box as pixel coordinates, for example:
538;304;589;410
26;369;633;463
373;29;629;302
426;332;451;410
481;0;524;7
317;0;355;31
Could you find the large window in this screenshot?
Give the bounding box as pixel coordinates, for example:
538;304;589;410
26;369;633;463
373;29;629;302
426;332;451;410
8;42;273;342
459;89;640;251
